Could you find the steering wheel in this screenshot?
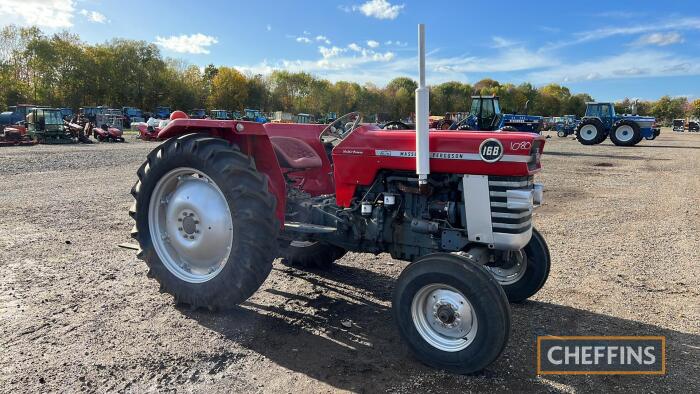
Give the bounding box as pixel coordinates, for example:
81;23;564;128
320;111;362;144
382;120;411;130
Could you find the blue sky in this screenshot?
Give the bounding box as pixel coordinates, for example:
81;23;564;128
2;0;699;101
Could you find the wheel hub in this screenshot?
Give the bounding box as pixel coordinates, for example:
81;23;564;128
434;302;459;327
179;211;199;237
487;250;528;285
411;284;478;352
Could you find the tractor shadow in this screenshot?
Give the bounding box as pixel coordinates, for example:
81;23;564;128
632;144;700;150
183;262;698;392
544;151;670;161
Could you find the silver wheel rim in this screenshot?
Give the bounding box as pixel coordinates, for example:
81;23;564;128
411;284;478;352
615;125;634;142
579;125;598;141
486;254;527;285
148;167;233;283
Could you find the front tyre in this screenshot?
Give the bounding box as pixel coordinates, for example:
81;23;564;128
130;134;279;309
393;253;510;374
486;228;551;302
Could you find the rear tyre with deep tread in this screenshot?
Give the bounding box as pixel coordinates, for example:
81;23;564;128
393;253;510;374
575;118;606;145
280;241;346;269
130;133;279;310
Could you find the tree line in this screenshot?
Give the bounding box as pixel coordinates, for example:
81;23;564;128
1;25;699;122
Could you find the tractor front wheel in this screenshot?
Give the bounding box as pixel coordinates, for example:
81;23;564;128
130;134;279;310
393;253;510;374
485;228;550;302
280;241;346;269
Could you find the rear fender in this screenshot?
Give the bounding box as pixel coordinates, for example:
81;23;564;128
158;119;286;226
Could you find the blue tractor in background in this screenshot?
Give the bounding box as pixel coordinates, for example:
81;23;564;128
555;115;579;137
574;102;659;146
1;104;37;127
449;96;543;133
153;106;171;119
242;108;268;123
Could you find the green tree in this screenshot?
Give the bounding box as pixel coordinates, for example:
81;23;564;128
689;99;700;118
208;67;248;111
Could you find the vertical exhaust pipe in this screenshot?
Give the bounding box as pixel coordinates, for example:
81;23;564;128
415;24;430;190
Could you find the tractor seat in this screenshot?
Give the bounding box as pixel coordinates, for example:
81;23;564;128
270;136;323;169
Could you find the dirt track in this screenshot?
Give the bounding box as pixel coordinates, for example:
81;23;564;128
1;129;698;393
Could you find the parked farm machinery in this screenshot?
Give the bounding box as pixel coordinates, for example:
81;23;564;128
1;122;36;146
92;110;125;142
242;108;268;123
0;104;36;128
154;106;171;119
210;110;233;120
27;108;91;144
574;102;659;146
122;107;145;128
188;109;206;119
448;96;543;133
673;118;700;132
554;115;579;137
129;25;551;375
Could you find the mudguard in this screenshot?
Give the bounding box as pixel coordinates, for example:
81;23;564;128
157;119;286;225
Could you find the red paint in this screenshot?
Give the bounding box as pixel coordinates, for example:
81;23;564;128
154;118;546;224
332;125;544;206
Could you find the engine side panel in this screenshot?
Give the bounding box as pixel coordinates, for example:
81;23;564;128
332;126;544;207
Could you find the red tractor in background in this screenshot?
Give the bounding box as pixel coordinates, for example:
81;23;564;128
129;25;550;374
0;122;35;146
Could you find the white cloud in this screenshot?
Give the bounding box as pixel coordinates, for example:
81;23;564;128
296;37;312;43
635;32;683;46
154;33;218;54
319;46;346;59
316;35;331;44
0;0;75;28
491;36;518;48
79;9;107;24
354;0;404;20
348;43;362;52
528;50;700;83
366;40;380;48
545;17;700;50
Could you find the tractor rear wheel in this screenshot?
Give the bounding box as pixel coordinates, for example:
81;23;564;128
610;120;641;146
130;133;279;310
280;241;346;269
393;253;510;374
575;118;606;145
485;228;550;302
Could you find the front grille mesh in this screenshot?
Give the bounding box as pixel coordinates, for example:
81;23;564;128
488;175;533;234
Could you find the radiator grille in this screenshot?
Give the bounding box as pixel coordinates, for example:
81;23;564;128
488;175;533;234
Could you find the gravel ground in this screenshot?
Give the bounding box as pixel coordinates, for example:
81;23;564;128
1;129;698;393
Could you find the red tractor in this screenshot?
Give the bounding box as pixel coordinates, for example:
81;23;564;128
1;122;35;146
129;26;549;374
